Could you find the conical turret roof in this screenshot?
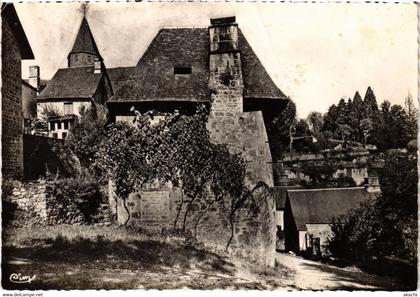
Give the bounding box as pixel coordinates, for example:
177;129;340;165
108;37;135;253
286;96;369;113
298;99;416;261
69;16;101;57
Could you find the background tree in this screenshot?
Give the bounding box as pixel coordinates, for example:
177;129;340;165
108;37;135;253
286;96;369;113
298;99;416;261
65;104;109;170
404;93;417;140
328;151;417;264
266;100;297;159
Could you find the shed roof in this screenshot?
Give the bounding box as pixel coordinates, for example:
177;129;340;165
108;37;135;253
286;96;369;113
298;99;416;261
109;27;288;103
287;187;377;230
37;66;103;100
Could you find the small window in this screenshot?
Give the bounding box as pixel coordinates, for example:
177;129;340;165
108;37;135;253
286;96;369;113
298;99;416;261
64;121;69;130
64;102;74;115
50;122;55;131
74;54;78;62
62;132;67;139
52;133;58;139
174;66;191;75
57;122;62;129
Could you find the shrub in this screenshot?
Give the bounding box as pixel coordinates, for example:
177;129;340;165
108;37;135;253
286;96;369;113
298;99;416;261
47;176;102;224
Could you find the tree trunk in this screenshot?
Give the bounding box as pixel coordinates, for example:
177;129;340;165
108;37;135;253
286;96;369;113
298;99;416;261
122;198;131;226
173;191;184;229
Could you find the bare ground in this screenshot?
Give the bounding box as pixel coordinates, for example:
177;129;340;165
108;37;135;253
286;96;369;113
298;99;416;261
2;224;409;291
2;225;293;290
276;252;411;291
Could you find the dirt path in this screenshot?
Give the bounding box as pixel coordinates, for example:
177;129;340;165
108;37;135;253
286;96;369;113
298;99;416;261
276;252;401;290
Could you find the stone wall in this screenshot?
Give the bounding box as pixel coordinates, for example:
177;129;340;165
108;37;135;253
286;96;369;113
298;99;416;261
3;180;110;225
4;180;47;219
110;181;277;267
208;111;273;187
2;17;24;179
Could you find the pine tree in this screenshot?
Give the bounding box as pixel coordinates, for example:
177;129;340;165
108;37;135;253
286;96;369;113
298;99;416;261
363;86;381;146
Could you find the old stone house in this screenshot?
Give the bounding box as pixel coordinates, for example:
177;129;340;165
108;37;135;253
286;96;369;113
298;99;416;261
2;4;34;179
107;16;289;266
284;176;380;255
37;16;113;139
108;16;289;186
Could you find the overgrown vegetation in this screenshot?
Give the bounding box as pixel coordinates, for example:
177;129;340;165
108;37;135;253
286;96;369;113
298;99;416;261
93;105;250;245
327;151;417;281
46;172;103;224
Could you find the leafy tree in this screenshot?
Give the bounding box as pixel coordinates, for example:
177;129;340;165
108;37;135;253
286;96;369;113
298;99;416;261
328;151;417;264
65;104;109;170
378;102;410;150
267;100;297;159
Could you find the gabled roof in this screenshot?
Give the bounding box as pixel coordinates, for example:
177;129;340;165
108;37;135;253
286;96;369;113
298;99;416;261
109;27;288;103
37;66;103;100
272;185;302;210
287;187;378;231
2;4;34;59
69;17;101;58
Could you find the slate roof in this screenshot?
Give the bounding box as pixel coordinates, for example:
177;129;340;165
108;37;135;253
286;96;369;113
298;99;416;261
287;187;378;231
107;66;137;93
37;66;103;100
272;186;302;210
69;17;101;57
109;28;287;103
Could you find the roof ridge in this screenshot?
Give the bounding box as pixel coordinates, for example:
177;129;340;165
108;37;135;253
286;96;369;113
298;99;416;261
161;27;206;29
288;187;365;192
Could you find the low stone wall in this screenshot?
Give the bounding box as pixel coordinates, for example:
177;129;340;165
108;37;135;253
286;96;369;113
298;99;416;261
3;179;110;225
4;179;47;219
110;181;277;267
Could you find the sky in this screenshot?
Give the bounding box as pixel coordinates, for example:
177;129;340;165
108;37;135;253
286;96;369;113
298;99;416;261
15;2;418;118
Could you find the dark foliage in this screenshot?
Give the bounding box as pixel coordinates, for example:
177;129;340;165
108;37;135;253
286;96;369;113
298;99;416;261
47;176;103;224
327;151;417;272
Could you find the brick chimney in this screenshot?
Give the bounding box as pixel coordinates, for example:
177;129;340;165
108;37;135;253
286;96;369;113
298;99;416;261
29;65;40;92
364;176;380;193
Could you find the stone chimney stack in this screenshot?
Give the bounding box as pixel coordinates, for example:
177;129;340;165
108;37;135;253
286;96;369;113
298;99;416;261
29;65;40;92
94;57;101;74
208;16;243;113
207;16;274;188
364;176;381;193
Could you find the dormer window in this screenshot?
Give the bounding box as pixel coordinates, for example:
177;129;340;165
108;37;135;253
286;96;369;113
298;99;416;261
174;66;192;75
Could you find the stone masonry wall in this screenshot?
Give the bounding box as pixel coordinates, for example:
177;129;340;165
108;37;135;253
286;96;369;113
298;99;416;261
3;180;47;219
2;17;24;179
110;181;277;267
208;111;273;187
4;180;110;225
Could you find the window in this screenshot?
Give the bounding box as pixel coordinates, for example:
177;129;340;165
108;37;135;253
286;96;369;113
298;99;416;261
74;54;78;62
64;121;69;130
62;132;67;139
64;102;74;115
57;122;62;129
50;122;55;131
174;66;192;75
52;133;58;139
